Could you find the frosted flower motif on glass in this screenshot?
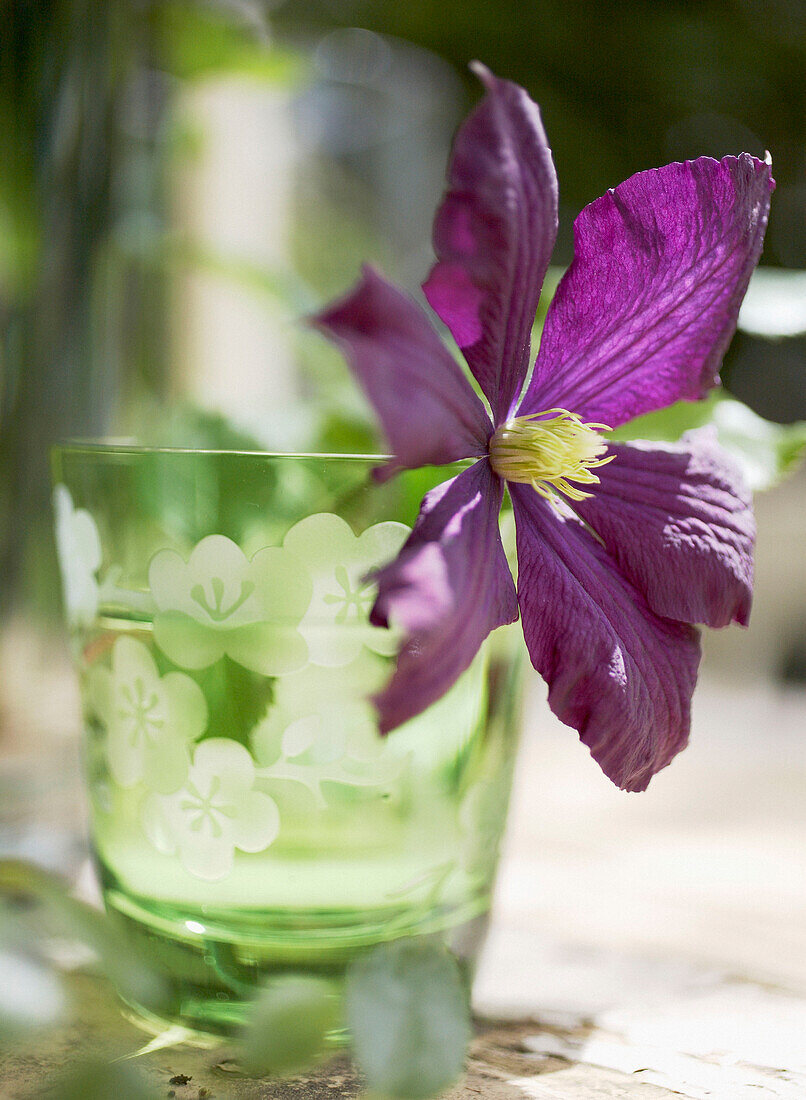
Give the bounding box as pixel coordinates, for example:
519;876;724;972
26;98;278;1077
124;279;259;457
251;656;389;770
149;535;311;676
282;513;409;667
89;636;207;794
53;485;102;627
142;739;280;881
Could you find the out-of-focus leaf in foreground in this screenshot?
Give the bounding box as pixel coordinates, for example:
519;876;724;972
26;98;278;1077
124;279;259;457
42;1058;156;1100
346;940;470;1100
0;861;166;1014
240;974;340;1077
612;390;806;492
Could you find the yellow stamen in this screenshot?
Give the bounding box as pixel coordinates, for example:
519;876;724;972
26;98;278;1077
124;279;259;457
488;408;614;504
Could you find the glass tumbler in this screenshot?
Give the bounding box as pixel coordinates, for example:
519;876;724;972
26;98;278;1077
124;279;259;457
51;445;523;1036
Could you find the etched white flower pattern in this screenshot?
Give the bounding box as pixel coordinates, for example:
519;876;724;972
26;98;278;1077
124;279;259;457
89;636;207;794
53;485;102;627
149;535;312;675
250;656;405;809
142;739;280;881
71;513;433;881
251;654;388;769
282;513;409;666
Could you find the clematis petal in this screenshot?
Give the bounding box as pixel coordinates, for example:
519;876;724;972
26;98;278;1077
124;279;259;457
313;265;491;479
510;484;701;791
370;460;519;732
574;429;754;629
521;154;774;427
423;64;559;425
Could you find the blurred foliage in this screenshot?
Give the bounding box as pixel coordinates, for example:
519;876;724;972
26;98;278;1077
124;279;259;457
41;1059;157;1100
1;857;473;1097
152;2;306;85
739;269;806;339
0;0;310;622
118;400;275;452
0;860;167;1015
1;0;154;619
272;0;805;260
612;390;806;492
346;940;471;1100
240;974;340;1076
0;98;40;302
272;0;806;441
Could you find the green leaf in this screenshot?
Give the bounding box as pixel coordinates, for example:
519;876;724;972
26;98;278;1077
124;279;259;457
192;659;276;752
708;398;806;492
41;1058;157;1100
346;940;471;1100
610;391;720;442
611;390;806;493
0;861;167;1013
240;974;340;1077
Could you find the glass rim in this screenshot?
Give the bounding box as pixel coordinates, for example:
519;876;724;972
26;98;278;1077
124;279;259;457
52;439;394;462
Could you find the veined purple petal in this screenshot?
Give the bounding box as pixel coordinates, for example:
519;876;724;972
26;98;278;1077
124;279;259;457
423;64;559;426
510;484;701;791
521;155;774;427
574;429;754;629
313;266;491;480
370;460;519;732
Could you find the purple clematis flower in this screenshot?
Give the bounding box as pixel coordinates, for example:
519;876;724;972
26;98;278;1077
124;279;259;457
314;64;774;791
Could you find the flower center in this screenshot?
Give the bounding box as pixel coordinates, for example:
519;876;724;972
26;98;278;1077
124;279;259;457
323;564;375;623
119;677;163;747
181;776;237;837
488;408;614;503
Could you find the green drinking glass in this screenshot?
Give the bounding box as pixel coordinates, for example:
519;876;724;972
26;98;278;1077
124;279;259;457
51;444;523;1037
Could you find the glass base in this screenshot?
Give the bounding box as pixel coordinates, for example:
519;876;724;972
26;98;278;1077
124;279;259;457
102;867;491;1038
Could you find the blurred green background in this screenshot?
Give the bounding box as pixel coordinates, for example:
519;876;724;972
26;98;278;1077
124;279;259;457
1;0;805;627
